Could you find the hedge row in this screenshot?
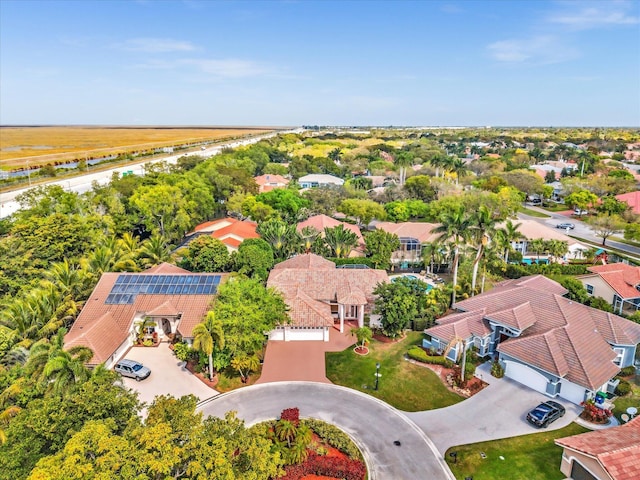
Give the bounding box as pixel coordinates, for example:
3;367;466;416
505;263;589;279
407;347;454;368
302;419;362;460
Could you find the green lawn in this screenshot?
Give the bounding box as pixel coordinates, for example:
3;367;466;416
445;422;589;480
612;373;640;422
519;207;550;218
325;332;463;411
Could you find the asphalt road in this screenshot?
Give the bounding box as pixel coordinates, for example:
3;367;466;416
197;382;455;480
520;205;640;259
0;129;301;218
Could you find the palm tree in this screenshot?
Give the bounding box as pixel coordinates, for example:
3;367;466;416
138;234;172;267
429;154;448;178
289;438;309;464
351;327;372;350
299;226;320;253
529;238;546;262
434;204;471;306
323;225;358;258
449;158;470;185
495;220;522;263
469;206;499;295
547;239;568;263
192;311;225;381
27;328;93;395
275;419;297;448
394;152;414;186
257;219;300;261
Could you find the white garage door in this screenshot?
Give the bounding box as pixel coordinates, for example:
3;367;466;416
559;380;588;405
505;361;549;394
284;328;325;341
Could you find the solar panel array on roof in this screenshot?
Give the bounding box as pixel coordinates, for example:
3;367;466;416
105;274;221;304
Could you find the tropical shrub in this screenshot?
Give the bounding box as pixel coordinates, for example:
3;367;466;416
615;379;632;396
407;346;454;367
580;399;613;423
620;366;636;377
490;360;505;378
302;419;362;460
280;407;300;425
173;342;191;361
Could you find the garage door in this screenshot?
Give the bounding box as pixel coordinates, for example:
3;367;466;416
504;361;549;394
284;328;325;341
571;460;598;480
559;380;588;405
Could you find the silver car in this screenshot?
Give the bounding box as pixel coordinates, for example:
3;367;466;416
114;359;151;381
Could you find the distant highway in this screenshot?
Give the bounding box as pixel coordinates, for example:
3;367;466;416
0;129;302;218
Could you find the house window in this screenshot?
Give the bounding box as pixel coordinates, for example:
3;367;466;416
585;284;594;295
613;348;624;366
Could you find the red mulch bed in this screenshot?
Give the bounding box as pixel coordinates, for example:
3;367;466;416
411;360;488;397
373;333;399;343
184;361;219;389
280;433;365;480
353;346;369;355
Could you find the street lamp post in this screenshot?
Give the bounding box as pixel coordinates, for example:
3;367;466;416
375;362;381;391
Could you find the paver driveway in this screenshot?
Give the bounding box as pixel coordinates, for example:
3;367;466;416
118;344;217;405
405;363;582;454
198;382;454;480
257;326;356;383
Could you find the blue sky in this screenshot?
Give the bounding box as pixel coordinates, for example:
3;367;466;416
1;0;639;126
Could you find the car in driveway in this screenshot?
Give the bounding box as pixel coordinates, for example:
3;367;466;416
556;222;575;230
114;359;151;381
526;400;566;428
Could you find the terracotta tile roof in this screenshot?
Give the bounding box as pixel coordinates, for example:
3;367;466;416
426;310;492;341
268;253;388;328
374;221;440;243
556;417;640;480
426;275;638;391
65;270;226;365
145;263;190;274
588;263;640;300
616;190;640;214
254;174;289;185
273;253;336;270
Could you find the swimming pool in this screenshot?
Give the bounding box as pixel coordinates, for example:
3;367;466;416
391;275;433;292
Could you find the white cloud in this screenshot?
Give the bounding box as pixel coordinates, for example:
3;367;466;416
440;3;463;14
547;2;639;30
117;38;197;53
135;58;271;78
183;59;268;77
487;35;579;65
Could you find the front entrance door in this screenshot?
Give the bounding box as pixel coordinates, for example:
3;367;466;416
161;318;172;335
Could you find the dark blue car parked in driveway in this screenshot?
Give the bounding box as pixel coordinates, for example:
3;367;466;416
526;400;566;428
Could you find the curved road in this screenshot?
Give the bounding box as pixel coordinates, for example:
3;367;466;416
197;381;454;480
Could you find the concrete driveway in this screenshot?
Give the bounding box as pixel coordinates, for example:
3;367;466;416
405;363;582;454
118;344;217;405
198;382;454;480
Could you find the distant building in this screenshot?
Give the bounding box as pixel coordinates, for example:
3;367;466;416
186;217;259;253
297;214;365;256
616;191;640;215
254;174;289;193
298;174;344;188
373;221;440;266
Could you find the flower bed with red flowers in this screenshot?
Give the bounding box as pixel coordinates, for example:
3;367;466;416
580;399;613;424
281;451;366;480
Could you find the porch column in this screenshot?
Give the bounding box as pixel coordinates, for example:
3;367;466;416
339;304;344;333
358;305;364;328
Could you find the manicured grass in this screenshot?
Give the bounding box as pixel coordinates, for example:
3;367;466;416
216;366;262;393
519;207;550;218
612;373;640;423
445;422;589;480
325;332;463;411
540;203;570;213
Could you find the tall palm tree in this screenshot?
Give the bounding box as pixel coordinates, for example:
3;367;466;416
394;152;414;186
547;239;569;263
449;158;470;185
323;225;358;258
429;153;448;178
434;204;472;306
529;238;546;262
138;234;173;267
192;311;225;381
469;206;498;295
495;220;522;263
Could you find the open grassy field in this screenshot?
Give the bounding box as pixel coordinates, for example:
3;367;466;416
0;126;273;169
